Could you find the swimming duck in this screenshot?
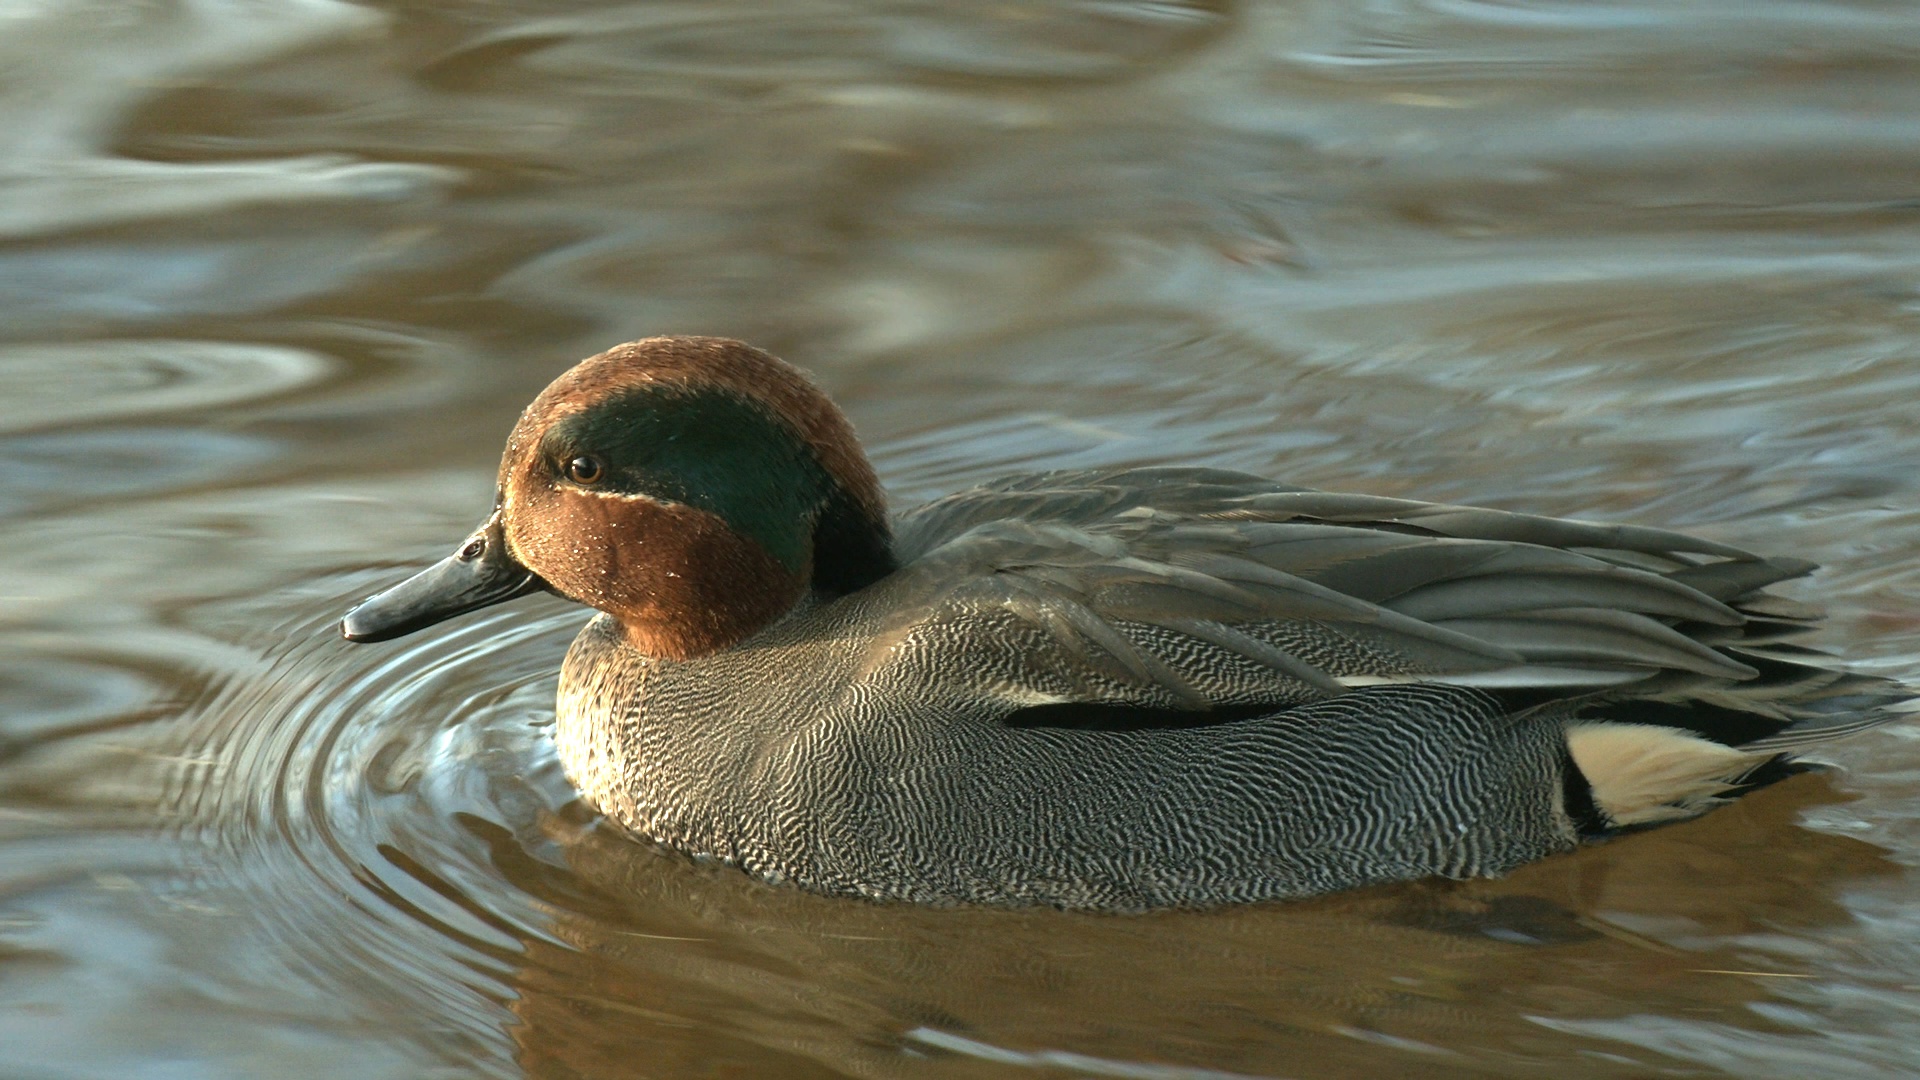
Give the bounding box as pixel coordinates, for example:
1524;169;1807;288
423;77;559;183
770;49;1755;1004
341;336;1914;910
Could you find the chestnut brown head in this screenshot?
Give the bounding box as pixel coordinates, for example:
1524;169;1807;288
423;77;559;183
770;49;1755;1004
342;337;893;659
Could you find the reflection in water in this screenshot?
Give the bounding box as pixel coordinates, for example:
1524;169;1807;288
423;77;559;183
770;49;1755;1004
66;577;1901;1079
1;0;1918;1076
0;0;453;239
507;775;1897;1080
0;340;333;434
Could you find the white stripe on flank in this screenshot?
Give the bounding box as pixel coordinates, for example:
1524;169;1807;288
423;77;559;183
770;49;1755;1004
1339;667;1649;689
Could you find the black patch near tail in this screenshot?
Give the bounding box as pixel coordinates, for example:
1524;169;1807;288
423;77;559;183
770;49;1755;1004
1560;751;1613;839
1578;697;1787;747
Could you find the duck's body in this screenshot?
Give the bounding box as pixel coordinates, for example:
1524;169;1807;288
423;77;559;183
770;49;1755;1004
344;337;1914;910
556;596;1576;909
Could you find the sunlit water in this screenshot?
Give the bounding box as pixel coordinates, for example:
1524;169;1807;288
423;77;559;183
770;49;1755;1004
3;1;1920;1076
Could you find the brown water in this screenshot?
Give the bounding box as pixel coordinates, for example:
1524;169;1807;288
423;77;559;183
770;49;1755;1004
4;1;1920;1076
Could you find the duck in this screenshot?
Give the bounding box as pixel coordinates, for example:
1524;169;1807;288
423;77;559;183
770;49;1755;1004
341;336;1915;910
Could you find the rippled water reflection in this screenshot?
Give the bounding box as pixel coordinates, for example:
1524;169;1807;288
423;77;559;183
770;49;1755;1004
3;0;1919;1076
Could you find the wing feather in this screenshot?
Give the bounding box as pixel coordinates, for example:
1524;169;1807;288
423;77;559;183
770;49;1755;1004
876;467;1886;729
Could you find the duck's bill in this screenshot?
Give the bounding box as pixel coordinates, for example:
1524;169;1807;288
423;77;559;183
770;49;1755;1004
340;517;545;643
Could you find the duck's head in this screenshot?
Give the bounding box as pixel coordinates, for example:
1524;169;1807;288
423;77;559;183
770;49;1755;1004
340;336;893;659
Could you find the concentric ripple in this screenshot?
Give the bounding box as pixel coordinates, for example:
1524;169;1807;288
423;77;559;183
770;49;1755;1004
71;561;1914;1080
144;574;588;1072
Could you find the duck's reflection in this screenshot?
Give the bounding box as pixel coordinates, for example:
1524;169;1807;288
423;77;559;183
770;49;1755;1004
482;770;1896;1079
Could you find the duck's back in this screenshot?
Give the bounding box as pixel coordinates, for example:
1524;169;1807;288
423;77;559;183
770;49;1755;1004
555;468;1914;909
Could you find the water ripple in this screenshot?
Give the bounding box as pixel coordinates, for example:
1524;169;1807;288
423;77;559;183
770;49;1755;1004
0;339;333;434
134;580;585;1070
46;554;1898;1079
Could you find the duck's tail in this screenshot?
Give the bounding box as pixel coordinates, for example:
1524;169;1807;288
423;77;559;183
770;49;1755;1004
1566;722;1780;827
1562;678;1919;829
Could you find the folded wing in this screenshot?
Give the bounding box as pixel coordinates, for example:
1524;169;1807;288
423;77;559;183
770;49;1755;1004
881;467;1886;728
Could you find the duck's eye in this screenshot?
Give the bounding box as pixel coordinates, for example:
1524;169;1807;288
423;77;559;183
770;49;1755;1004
564;455;605;485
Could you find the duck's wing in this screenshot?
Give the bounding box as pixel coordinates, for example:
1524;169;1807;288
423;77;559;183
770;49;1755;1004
880;468;1895;723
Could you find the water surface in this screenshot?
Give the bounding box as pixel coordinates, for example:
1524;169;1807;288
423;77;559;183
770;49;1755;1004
3;1;1919;1076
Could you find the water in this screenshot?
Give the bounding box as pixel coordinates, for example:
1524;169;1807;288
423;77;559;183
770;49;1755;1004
3;0;1919;1076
